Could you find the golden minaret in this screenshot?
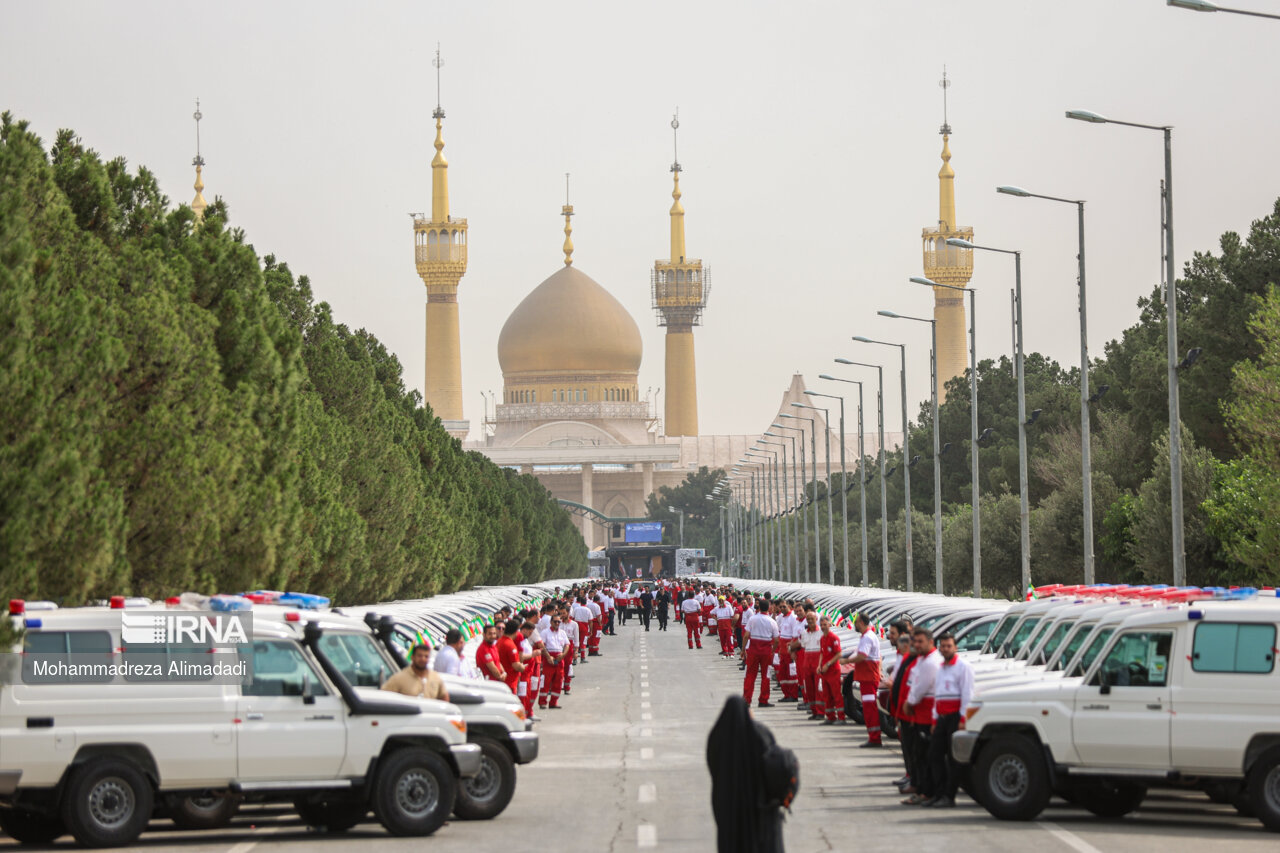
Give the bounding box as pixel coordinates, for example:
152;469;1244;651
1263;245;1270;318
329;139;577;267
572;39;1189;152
191;99;208;223
414;46;469;438
652;111;708;437
921;69;972;399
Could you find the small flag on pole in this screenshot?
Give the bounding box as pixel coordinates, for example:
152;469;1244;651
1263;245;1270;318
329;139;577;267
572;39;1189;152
1025;583;1037;602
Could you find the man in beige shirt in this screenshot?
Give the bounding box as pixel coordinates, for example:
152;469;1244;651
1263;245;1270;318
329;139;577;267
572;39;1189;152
381;644;450;702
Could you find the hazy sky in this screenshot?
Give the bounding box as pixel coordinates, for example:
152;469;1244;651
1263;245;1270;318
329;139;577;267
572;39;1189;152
5;1;1278;440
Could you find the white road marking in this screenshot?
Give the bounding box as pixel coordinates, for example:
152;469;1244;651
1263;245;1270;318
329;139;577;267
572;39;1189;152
640;747;654;760
641;701;651;708
1040;821;1105;853
641;727;653;737
639;783;657;803
227;828;277;853
641;681;649;687
642;691;650;697
642;712;653;720
637;824;658;848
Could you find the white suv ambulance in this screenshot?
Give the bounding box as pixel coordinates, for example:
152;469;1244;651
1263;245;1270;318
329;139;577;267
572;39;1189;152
0;599;481;847
953;595;1280;831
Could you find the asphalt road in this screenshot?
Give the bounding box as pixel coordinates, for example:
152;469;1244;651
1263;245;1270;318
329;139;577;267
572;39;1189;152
9;614;1276;852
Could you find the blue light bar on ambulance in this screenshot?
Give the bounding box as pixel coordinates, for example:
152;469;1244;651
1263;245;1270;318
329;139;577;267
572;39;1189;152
278;592;330;610
209;594;252;612
23;618;42;629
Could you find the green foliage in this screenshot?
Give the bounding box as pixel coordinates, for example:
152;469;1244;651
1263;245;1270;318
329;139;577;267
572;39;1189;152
0;115;584;606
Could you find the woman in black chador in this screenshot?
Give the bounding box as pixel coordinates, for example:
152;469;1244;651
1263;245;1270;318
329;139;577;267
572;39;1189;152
706;695;785;853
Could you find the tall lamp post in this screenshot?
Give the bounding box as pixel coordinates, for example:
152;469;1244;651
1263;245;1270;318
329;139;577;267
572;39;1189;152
781;411;822;582
835;359;888;586
773;422;810;582
667;505;686;549
820;376;868;586
761;435;796;581
1168;0;1280;20
879;310;943;594
947;237;1031;594
793;402;835;586
852;336;913;591
745;452;775;577
1066;108;1185;586
805;390;850;586
996;185;1095;583
911;276;981;596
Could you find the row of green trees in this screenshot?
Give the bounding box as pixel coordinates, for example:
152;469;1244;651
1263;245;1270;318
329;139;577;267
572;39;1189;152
0;115;585;606
648;197;1280;597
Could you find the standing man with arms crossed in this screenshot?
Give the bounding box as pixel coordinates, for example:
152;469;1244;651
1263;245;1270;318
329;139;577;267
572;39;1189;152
774;601;801;703
742;600;779;707
850;613;883;747
901;627;942;805
923;632;973;807
477;623;506;685
814;615;846;724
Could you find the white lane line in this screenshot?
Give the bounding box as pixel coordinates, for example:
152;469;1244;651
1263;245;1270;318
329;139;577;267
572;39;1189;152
641;701;651;708
640;727;653;737
640;747;654;760
638;824;658;848
639;783;657;803
1040;821;1105;853
641;681;649;688
641;691;650;697
642;712;653;720
227;828;278;853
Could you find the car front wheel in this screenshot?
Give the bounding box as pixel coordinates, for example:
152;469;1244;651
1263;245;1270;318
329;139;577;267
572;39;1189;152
971;735;1051;821
373;748;457;837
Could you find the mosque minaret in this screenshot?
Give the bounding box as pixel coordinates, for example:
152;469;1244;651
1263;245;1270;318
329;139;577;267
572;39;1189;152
652;112;708;437
920;70;973;399
414;47;470;439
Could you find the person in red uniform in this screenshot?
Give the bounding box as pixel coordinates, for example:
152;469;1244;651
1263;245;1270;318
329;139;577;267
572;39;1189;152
742;601;779;707
680;594;703;649
850;613;883;746
495;620;524;696
774;601;800;702
538;615;569;710
711;597;735;656
816;615;846;724
476;622;506;684
571;597;592;664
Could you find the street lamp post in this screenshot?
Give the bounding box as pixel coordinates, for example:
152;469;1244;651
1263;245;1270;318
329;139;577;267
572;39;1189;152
879;310;943;593
767;430;801;581
1066;108;1185;586
746;452;773;577
835;359;888;586
996;185;1095;583
773;423;810;582
761;436;795;581
1168;0;1280;20
668;505;686;549
911;276;981;596
782;412;822;582
947;238;1031;594
852;336;913;591
820;376;868;585
806;390;850;586
794;403;835;586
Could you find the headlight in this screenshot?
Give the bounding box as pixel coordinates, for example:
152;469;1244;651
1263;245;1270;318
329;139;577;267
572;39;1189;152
965;702;982;722
509;705;526;721
448;715;467;734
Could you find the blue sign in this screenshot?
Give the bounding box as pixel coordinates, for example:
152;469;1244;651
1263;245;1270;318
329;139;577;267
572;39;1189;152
625;522;663;543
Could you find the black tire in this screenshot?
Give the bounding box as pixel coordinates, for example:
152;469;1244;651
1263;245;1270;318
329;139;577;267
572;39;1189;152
293;797;368;832
1204;780;1239;805
970;735;1051;821
60;757;154;848
373;748;456;837
167;793;239;830
453;738;517;821
0;809;66;844
842;674;863;724
1247;748;1280;831
1071;780;1146;818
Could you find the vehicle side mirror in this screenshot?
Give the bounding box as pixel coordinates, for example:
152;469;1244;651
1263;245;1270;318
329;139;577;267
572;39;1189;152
302;671;316;705
1098;668;1111;695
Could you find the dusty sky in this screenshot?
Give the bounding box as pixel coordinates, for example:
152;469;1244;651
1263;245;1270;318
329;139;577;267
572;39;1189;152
4;1;1277;440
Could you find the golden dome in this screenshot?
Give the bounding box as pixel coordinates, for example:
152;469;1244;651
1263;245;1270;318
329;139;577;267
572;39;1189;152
498;265;642;377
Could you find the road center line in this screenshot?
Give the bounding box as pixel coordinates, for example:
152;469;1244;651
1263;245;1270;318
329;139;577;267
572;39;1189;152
637;824;658;848
639;783;657;803
1040;821;1105;853
640;727;653;737
640;747;654;760
226;827;278;853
